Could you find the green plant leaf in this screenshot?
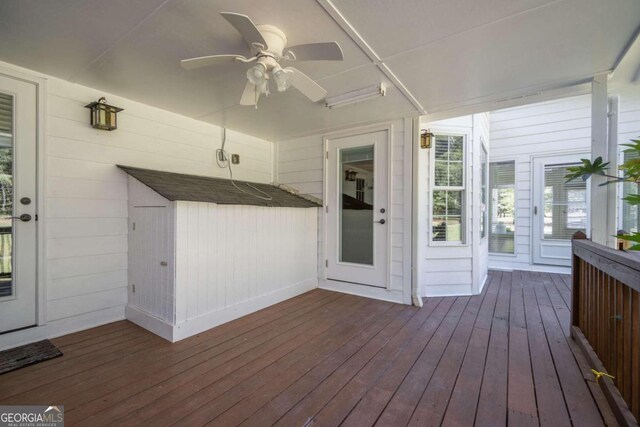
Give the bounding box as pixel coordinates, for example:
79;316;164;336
565;157;609;182
616;232;640;243
623;194;640;205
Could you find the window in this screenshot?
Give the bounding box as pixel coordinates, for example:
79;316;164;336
543;164;587;239
432;134;465;243
489;161;515;254
480;143;488;239
622;149;640;234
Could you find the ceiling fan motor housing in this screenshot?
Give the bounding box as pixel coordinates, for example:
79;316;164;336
255;25;287;58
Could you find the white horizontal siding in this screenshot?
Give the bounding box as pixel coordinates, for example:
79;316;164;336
276;120;410;303
43;76;273;330
419;113;488;297
0;63;276;349
488;94;591;271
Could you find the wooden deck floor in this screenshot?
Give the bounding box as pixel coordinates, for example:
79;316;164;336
0;271;616;426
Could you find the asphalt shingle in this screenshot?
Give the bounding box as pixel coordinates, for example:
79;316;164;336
118;165;320;208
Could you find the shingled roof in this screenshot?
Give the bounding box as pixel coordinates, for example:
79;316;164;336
118;166;320;208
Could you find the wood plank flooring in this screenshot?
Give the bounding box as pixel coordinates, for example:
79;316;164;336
0;271;615;426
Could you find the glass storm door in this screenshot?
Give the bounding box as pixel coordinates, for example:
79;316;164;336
0;76;37;333
326;130;388;287
532;154;589;266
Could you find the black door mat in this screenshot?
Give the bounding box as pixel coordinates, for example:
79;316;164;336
0;340;63;374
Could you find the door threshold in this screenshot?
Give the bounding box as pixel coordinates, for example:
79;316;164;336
0;324;37;336
326;278;386;289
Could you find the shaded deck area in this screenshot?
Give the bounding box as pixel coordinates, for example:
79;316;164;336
0;271;615;426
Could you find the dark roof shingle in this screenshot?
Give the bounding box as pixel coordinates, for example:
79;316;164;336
118;166;320;208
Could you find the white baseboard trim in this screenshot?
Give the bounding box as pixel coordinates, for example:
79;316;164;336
126;278;319;342
125;306;174;341
319;280;406;304
478;274;489;294
422;283;474;297
0;305;125;351
488;265;571;274
173;278;318;341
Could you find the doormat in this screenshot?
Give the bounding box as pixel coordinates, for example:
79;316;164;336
0;340;63;374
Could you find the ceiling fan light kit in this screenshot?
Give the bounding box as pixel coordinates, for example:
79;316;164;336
180;12;344;107
325;83;387;109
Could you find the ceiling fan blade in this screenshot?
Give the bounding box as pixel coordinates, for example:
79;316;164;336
181;54;246;70
287;67;327;102
240;80;258;106
220;12;267;49
284;42;344;61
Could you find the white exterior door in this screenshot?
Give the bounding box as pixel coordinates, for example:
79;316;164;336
326;130;388;287
0;75;38;333
532;153;589;266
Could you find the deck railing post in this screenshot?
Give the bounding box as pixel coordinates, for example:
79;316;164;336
571;231;587;337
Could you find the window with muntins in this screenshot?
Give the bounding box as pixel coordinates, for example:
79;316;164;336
489;161;515;254
432;134;465;243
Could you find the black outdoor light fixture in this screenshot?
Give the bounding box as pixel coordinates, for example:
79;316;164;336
84;97;123;131
420;129;434;149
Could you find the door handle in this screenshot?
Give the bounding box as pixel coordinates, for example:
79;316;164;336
12;214;32;222
374;219;386;224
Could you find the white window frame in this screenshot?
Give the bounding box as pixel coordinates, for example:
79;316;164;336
429;131;468;246
480;139;488;240
488;158;518;257
618;145;640;233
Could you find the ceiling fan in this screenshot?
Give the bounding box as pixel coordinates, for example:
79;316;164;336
180;12;344;107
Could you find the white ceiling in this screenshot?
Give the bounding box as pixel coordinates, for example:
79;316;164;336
0;0;638;141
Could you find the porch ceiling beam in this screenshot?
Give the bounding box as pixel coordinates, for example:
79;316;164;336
315;0;427;115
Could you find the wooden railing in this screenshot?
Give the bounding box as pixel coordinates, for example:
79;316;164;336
572;237;640;427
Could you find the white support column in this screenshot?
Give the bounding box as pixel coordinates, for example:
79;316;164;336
590;74;615;247
607;95;619;244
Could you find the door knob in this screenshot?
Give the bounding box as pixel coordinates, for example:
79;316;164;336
374;219;386;224
12;214;32;222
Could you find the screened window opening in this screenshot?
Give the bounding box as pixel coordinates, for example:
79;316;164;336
489;161;515;254
432;134;465;243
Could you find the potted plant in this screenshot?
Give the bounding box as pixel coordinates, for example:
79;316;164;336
565;137;640;250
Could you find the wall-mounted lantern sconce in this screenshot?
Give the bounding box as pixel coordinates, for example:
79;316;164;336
84;97;123;131
420;129;434;149
345;169;358;181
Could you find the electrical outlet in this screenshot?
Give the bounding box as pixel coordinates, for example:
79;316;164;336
231;154;240;164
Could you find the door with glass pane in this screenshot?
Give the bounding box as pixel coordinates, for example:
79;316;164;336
0;76;37;333
326;130;388;287
532;154;589;266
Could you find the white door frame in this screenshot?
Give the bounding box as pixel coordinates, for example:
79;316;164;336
322;123;393;291
0;64;46;330
531;151;590;266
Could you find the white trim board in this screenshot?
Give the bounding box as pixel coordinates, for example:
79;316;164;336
319;279;404;304
127;278;318;342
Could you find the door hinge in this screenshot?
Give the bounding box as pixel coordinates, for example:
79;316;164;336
132;222;136;230
132;284;136;293
325;259;328;268
325;205;328;213
326;151;328;159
